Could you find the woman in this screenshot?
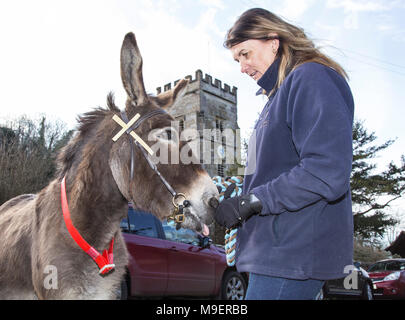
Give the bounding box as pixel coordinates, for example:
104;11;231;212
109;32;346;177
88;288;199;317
214;8;354;300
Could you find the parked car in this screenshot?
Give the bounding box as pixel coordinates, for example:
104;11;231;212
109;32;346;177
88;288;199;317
118;208;248;300
367;259;405;299
318;262;374;300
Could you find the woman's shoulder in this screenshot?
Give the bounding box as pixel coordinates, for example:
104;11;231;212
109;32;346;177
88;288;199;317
281;61;354;111
282;61;349;92
289;61;345;82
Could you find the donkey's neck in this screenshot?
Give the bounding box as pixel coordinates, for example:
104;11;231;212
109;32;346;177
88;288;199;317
64;173;127;249
63;132;128;249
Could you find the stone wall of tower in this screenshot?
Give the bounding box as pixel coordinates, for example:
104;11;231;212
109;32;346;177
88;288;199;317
156;70;240;178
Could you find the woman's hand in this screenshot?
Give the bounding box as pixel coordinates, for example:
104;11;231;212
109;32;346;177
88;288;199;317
214;190;263;229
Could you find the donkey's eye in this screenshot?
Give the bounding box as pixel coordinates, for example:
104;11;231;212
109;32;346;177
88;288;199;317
155;128;176;142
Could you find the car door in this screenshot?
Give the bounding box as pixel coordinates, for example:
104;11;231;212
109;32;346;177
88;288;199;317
122;209;169;296
162;222;216;296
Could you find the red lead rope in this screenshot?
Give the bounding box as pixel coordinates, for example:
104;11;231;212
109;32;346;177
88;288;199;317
61;176;115;275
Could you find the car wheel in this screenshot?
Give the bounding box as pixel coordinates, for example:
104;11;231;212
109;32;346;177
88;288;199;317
362;283;373;300
221;271;247;300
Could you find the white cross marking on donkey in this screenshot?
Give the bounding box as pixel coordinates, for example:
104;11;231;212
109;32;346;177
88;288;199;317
112;113;140;141
112;114;154;155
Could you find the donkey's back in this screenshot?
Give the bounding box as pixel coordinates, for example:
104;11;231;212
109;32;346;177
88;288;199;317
0;194;36;215
0;194;38;299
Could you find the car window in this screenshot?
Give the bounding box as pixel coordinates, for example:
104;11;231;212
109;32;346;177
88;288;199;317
126;209;159;238
386;262;398;271
368;262;385;272
386;261;405;271
162;221;200;246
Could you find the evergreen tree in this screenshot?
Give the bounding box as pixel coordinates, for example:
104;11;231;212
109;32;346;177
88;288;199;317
351;120;405;240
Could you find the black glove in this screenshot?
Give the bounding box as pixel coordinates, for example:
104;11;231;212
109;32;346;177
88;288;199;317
214;192;263;229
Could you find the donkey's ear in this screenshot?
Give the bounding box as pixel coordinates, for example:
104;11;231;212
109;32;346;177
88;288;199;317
120;32;148;106
154;78;189;111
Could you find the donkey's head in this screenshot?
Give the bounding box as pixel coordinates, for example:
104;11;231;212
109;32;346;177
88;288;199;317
109;32;218;235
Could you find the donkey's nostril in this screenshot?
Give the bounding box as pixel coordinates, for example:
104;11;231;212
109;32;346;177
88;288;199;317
208;197;219;209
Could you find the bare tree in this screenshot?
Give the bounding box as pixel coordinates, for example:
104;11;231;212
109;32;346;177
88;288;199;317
0;115;73;205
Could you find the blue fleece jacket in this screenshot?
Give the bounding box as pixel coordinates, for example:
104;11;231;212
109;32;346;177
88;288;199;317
237;58;354;280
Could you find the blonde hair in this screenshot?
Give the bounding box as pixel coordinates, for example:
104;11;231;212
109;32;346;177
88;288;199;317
225;8;348;95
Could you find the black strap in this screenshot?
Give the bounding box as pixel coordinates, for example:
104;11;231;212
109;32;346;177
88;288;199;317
136;140;177;197
119;109;177;198
120;111;135;181
132;109;167;130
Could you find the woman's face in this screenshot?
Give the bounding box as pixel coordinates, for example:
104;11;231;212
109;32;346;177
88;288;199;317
230;37;279;82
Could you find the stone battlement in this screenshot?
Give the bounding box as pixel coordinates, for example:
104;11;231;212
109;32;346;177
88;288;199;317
156;69;237;97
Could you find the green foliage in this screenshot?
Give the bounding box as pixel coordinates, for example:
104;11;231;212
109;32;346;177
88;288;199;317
353;211;398;239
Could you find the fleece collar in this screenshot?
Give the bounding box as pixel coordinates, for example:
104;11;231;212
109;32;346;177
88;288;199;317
255;57;281;96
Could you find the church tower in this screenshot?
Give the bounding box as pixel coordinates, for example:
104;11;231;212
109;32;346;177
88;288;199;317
156;70;240;178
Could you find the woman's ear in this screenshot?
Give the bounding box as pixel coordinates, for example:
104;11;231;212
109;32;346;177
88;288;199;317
268;32;280;53
153;78;189;111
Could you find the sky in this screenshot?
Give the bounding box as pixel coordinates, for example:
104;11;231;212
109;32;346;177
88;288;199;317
0;0;404;235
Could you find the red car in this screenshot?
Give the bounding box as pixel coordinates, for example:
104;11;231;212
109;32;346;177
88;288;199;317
118;208;248;300
367;259;405;299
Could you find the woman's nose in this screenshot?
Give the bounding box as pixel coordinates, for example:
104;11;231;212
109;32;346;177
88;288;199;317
240;63;248;74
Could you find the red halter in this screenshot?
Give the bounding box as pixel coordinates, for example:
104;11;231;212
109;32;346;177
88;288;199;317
61;176;115;275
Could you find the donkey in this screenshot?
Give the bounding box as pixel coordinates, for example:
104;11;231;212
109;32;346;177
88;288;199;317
0;32;219;299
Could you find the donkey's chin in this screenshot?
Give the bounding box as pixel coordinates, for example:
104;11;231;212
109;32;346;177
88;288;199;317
182;219;210;237
181;208;213;237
